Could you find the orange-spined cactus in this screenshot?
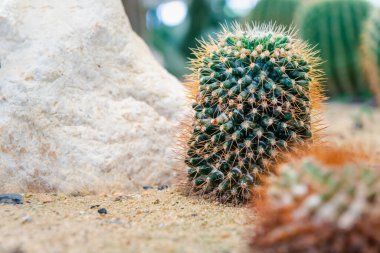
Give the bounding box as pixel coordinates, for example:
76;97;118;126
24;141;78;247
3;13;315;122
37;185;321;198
251;146;380;252
180;23;325;204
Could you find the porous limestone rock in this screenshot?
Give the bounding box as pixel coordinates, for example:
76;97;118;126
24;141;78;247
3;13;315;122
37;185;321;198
0;0;185;193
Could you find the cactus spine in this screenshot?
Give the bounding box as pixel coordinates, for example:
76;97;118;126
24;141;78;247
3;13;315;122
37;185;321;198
181;23;324;203
251;147;380;252
362;9;380;104
249;0;300;28
297;0;371;99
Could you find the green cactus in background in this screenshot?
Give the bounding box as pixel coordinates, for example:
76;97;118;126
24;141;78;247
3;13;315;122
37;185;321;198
297;0;371;99
249;0;300;27
181;23;325;203
362;9;380;104
181;0;214;58
251;147;380;252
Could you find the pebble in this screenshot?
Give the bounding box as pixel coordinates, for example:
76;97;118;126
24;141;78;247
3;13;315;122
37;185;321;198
98;208;108;215
143;186;153;190
0;194;23;204
90;204;100;209
21;215;32;224
157;185;169;191
106;219;123;225
38;195;53;204
114;196;124;202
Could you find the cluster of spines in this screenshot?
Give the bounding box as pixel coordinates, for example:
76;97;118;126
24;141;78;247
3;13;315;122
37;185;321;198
251;147;380;252
297;0;371;99
180;23;324;204
362;9;380;104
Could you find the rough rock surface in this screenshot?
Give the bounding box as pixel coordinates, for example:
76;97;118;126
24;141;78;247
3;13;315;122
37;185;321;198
0;0;185;193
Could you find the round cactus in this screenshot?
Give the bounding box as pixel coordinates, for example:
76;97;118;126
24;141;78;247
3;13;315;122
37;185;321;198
362;9;380;104
181;23;325;203
251;147;380;252
249;0;300;28
297;0;371;99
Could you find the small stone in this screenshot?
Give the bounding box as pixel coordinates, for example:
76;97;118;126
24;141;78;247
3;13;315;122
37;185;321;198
98;208;107;215
114;196;123;201
106;219;123;225
0;194;23;204
38;195;53;204
90;205;100;209
157;185;169;191
153;199;160;204
21;215;32;224
143;186;153;190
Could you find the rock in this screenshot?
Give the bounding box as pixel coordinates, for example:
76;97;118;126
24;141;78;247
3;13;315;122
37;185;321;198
105;219;123;225
21;214;32;224
37;194;53;204
98;208;108;215
0;194;23;204
157;185;169;191
0;0;185;193
143;186;154;190
90;205;100;209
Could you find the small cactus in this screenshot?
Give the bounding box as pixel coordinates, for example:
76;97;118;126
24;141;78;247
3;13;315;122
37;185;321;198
362;9;380;104
297;0;371;99
251;147;380;252
181;23;325;203
249;0;300;28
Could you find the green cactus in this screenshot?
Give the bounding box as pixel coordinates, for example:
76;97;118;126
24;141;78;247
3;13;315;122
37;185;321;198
182;23;324;203
251;147;380;252
249;0;300;27
362;9;380;104
297;0;371;99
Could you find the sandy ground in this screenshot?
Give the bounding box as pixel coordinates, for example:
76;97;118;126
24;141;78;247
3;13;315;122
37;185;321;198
1;103;380;253
0;189;250;253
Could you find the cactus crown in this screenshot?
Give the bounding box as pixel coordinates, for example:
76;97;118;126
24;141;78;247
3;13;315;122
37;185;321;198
181;23;324;203
252;147;380;252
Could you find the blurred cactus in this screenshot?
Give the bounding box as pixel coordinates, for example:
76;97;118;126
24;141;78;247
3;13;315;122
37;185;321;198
362;9;380;104
181;23;325;204
297;0;371;99
251;147;380;252
181;0;232;66
249;0;300;27
181;0;214;57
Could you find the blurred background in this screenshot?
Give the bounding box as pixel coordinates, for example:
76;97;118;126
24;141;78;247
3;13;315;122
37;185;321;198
121;0;380;102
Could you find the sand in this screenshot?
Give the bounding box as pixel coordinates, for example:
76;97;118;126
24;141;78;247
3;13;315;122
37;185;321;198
1;103;380;253
0;190;250;253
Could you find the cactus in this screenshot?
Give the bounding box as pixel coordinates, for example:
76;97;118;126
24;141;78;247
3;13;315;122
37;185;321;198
181;23;325;203
251;147;380;252
362;9;380;104
297;0;371;99
249;0;300;27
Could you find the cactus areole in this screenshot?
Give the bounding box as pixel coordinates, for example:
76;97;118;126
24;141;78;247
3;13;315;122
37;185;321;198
183;24;324;203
